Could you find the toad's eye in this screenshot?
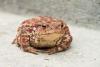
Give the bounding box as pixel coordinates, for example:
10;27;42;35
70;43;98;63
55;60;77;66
36;24;47;29
42;25;46;28
42;25;46;29
61;24;63;28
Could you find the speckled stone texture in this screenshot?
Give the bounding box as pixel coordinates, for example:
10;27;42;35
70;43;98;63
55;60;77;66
0;0;100;30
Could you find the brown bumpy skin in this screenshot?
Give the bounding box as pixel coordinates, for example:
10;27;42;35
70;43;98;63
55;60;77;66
12;16;72;55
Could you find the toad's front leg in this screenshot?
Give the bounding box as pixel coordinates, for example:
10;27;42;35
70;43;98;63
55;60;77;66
15;34;39;54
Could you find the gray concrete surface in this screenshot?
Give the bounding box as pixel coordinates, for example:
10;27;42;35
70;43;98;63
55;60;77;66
0;0;100;30
0;0;100;67
0;11;100;67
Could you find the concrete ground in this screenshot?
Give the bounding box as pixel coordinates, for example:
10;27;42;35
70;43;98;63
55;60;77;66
0;11;100;67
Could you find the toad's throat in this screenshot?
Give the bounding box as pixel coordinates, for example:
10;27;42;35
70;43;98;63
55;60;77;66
31;33;64;48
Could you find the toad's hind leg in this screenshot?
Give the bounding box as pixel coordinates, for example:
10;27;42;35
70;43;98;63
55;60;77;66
47;34;72;55
16;34;39;54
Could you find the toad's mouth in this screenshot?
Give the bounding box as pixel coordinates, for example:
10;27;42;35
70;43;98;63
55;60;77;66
31;32;64;48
